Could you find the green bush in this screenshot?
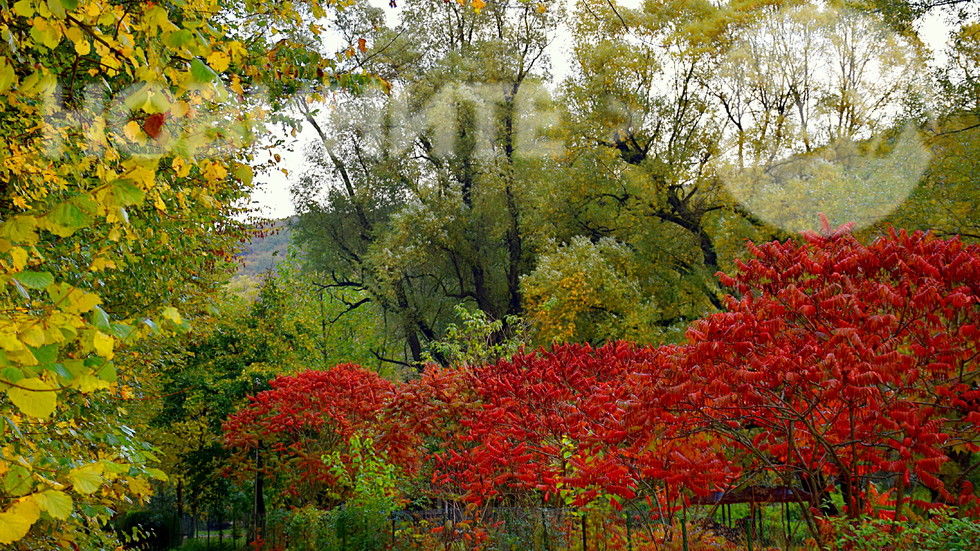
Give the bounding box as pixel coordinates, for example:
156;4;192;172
833;513;980;551
269;506;393;551
115;509;177;550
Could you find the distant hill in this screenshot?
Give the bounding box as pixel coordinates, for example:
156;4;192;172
235;217;294;278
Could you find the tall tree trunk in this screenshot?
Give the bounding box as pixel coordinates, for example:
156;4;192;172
253;447;265;542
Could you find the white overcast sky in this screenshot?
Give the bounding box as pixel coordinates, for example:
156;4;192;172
245;1;954;220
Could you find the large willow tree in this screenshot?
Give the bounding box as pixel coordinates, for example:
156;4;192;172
291;0;558;366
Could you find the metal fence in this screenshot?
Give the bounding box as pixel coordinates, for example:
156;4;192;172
255;505;789;551
152;501;809;550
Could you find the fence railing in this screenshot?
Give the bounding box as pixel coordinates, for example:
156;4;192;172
143;500;810;550
253;503;803;551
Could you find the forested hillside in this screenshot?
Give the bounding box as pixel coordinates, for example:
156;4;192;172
234;218;293;279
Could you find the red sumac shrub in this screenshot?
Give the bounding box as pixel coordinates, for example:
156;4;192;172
436;342;735;512
223;364;396;504
679;227;980;516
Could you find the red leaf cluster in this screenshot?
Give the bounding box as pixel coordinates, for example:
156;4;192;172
679;228;980;515
428;342;736;511
222;364;396;500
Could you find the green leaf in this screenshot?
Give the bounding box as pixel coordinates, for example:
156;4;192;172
46;0;65;18
110;322;135;341
33;490;72;520
12;271;53;290
61;359;84;379
233;163;254;185
0;216;38;244
190;58;217;83
97;361;116;384
2;465;33;496
109;179;145;206
164;29;194;49
43;201;92;237
7;377;57;418
1;367;24;384
0;58;15;93
72;193;98;213
146;468;168;481
91;307;111;331
51;363;72;380
32;344;58;365
61;0;78;9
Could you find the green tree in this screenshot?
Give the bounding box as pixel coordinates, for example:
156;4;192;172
291;0;559;366
143;256;395;527
881;21;980;241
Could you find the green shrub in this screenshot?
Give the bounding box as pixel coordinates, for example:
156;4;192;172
115;509;177;550
269;505;393;551
833;513;980;551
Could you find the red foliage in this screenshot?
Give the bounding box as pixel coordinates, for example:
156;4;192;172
222;364;396;501
678;228;980;516
381;365;477;477
142;112;167;139
433;342;736;511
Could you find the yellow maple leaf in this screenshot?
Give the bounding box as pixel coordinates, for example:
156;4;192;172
207;51;230;72
67;289;102;314
89;257;117;271
472;0;486;12
122;120;143;143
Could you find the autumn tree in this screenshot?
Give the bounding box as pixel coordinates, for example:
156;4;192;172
379;341;736;534
222;365;400;508
553;0;745;313
673;226;980;542
0;0;382;546
524;0;941;345
291;0;558;366
0;0;256;545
